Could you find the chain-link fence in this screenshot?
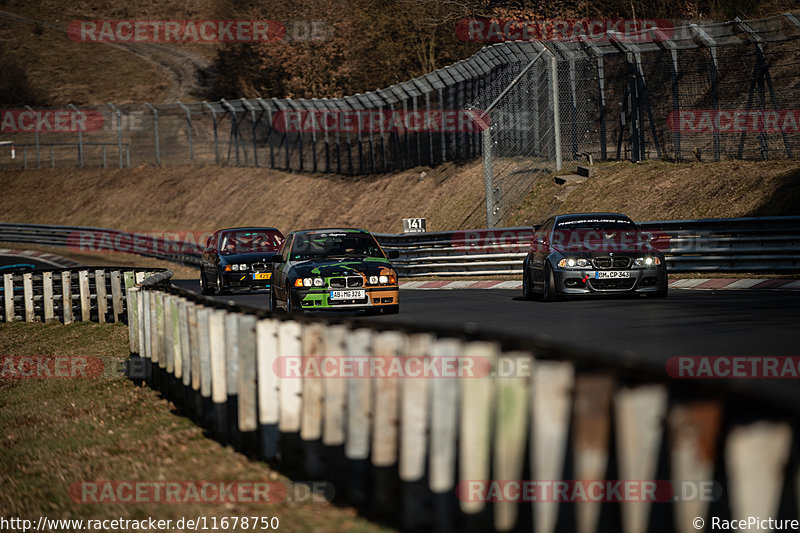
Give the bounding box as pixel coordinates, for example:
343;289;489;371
1;15;799;225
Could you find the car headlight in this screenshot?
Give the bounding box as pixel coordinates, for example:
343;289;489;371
634;257;661;266
239;263;248;271
557;258;588;268
379;275;389;284
231;264;239;271
313;278;324;287
369;275;379;284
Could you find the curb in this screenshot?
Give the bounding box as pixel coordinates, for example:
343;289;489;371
399;278;800;291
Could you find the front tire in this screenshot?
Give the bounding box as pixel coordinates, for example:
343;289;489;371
522;267;533;300
542;263;557;302
200;271;211;295
216;272;227;295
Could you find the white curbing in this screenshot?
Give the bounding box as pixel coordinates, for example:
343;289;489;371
399;278;800;291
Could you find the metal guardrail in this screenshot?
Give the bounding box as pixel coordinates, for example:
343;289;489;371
374;216;800;276
124;277;798;532
0;224;202;268
2;216;799;277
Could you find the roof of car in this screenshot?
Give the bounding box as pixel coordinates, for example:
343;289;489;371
292;228;370;235
218;227;282;233
554;212;629;221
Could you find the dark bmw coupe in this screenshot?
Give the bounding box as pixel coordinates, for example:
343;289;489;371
199;227;284;295
522;213;668;301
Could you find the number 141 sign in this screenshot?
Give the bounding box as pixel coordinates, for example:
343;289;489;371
403;218;426;233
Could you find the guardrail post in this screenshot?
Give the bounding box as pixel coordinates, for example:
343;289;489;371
78;270;90;321
398;333;433;529
95;269;107;323
371;330;404;516
61;271;72;324
144;103;161;166
278;320;303;467
209;309;228;440
572;374;615;533
42;271;54;322
237;315;258;436
429;337;463;531
176;299;189;387
491;350;530;531
224;311;241;447
459;341;499;518
344;328;373;505
22;273;34;322
615;384;669;533
126;286;139;355
301;322;326;476
2;274;13;322
257;317;281;460
725;421;792;525
111;271;123;322
532;360;575;533
668;402;722;531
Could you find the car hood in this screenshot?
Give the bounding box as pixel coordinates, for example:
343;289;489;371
290;257;393;277
220;252;278;263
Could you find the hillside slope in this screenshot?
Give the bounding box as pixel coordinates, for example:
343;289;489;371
1;160;799;236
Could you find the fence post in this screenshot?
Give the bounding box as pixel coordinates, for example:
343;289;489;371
95;269;107;323
108;103;124;168
3;273;13;322
175;101;194;162
546;47;563;170
25;105;40;168
68;104;84;167
22;273;34;322
690;25;720;161
221;99;241;166
61;271;72;324
144;102;161;166
240;99;259;167
202;102;219;164
79;270;90;321
43;271;54;322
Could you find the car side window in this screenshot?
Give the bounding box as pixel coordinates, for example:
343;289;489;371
205;233;218;252
280;235;294;261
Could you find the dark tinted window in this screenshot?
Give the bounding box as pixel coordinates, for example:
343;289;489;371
290;232;384;260
219;230;284;253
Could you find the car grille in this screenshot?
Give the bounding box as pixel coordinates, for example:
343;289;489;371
591;278;636;290
328;276;363;288
251;262;268;272
592;256;631;269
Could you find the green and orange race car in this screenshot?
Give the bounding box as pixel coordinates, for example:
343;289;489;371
269;228;400;315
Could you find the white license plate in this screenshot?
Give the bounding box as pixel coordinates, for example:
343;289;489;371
330;290;366;300
595;271;631;279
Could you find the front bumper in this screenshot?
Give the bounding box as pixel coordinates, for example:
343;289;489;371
552;267;666;294
222;271;272;290
291;286;399;310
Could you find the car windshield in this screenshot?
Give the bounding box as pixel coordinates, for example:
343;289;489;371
551;217;643;244
220;230;283;253
290;232;384;260
555;218;637;231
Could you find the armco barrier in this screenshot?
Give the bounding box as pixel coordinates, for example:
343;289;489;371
0;267;167;323
2;216;800;276
126;273;798;532
0;224;202;267
375;216;800;276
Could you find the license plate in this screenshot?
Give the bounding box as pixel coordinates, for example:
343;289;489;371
330;289;366;300
595;271;631;279
252;273;271;280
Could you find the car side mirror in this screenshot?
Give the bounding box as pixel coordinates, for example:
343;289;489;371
387;250;400;260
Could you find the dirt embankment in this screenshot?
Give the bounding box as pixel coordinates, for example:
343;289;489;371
1;159;799;234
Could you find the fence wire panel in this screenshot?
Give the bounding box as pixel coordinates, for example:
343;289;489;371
1;15;798;175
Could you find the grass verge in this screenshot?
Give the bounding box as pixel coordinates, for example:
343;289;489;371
0;322;393;533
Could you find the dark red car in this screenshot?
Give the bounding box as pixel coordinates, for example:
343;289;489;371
199;227;284;295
